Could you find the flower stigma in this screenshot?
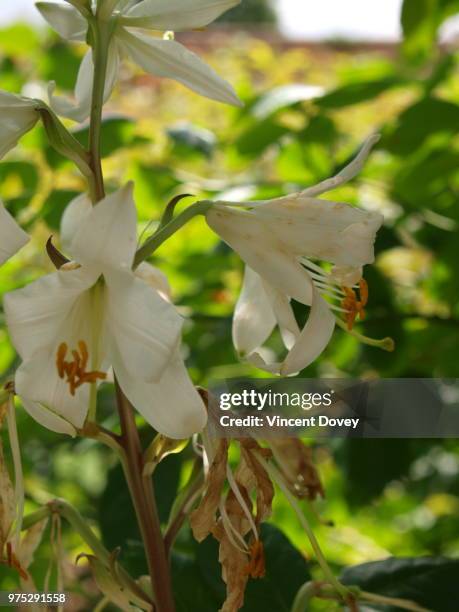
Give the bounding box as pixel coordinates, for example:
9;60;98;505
56;340;106;396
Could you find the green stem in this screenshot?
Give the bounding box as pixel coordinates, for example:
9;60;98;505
291;582;318;612
49;499;112;566
257;454;349;600
83;12;175;608
6;398;24;549
88;19;112;203
22;501;152;606
359;591;430;612
43;500;152;607
80;9;176;608
115;380;175;612
22;507;51;530
133;200;212;267
164;461;204;557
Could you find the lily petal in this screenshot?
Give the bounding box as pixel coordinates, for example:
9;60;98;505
4;266;99;360
106;269;182;382
262;281;300;350
49;43;119;122
237;196;383;268
15;351;89;430
0;91;39;160
281;285;335;375
70;184;137;270
245;285;334;376
19;397;77;437
135;261;172;302
232;267;276;357
0;202;29;264
246;351;283;375
206;206;314;305
124;0;240;31
330;265;362;286
113;348;207;439
36;2;87;41
60;193;92;253
118;28;241;107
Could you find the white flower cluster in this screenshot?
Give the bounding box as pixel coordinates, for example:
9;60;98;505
0;0;384;441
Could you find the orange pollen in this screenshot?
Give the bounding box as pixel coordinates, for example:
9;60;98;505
56;340;106;396
244;540;265;579
341;278;369;331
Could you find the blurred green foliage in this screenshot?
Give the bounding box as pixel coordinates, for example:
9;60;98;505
0;0;458;610
218;0;277;24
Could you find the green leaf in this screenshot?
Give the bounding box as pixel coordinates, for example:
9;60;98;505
41;190;79;232
341;556;459;612
316;77;404;109
424;54;458;94
40;40;81;90
401;0;459;62
0;24;40;57
167;123;216;158
251;84;323;119
298;115;339;145
382;97;459;155
392;147;459;211
172;552;222;612
402;0;438;61
73;117;149;158
194;524;310;611
335;439;424;506
235;119;289;156
0;161;39;198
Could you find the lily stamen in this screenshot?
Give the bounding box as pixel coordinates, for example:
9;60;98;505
56;341;106;396
341;279;369;330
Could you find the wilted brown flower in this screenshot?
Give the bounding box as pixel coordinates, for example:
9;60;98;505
191;433;274;612
269;438;324;500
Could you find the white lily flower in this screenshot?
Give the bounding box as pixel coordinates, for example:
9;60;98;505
206;135;384;375
0;202;30;265
5;184;207;438
0;90;40;160
36;0;242;122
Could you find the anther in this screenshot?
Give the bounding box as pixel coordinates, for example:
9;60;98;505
341;278;369;330
56;343;68;379
55;340;106;396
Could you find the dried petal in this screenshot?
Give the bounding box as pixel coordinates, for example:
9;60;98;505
18;518;49;571
213;520;249;612
237;439;274;525
190;439;228;542
244;539;265;579
269;438;324;500
212;486;256;612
